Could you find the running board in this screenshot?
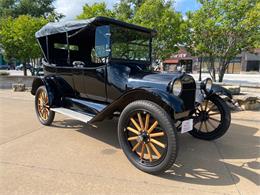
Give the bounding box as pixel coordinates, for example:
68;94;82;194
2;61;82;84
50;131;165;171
51;107;93;123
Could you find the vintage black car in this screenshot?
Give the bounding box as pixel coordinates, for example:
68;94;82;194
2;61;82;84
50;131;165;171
32;17;231;174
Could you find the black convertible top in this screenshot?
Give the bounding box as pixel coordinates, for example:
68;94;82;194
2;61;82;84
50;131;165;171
35;16;156;38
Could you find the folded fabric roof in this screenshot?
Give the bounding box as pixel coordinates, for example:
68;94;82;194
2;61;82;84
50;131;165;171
35;16;156;38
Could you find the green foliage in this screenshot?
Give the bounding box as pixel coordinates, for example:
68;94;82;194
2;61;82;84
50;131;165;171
189;0;260;81
0;71;10;76
77;2;114;19
113;0;133;21
132;0;184;59
0;15;48;64
0;0;62;19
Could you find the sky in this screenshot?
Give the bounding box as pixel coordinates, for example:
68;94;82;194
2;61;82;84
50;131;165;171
54;0;201;21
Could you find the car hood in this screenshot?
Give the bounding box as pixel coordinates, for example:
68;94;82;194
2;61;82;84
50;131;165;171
127;72;184;90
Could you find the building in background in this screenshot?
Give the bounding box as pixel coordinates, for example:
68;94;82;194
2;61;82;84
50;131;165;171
164;47;260;73
163;47;195;73
240;49;260;72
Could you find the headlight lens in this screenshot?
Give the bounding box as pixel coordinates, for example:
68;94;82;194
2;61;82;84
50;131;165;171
205;78;213;91
172;79;182;96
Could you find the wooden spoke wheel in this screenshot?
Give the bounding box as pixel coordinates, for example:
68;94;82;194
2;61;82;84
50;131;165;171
35;86;55;125
190;94;231;140
118;100;178;174
126;112;167;164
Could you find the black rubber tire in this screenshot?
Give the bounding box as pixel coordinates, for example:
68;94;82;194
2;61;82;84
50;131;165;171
35;86;55;126
118;100;178;174
189;94;231;140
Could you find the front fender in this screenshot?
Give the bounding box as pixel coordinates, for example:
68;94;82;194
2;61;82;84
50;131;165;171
142;88;185;113
210;84;233;99
90;88;185;123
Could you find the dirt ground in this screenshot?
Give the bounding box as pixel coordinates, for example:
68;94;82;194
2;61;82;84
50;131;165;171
0;90;259;195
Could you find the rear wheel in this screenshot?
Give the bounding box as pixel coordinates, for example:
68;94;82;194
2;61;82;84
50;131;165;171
118;100;178;174
35;86;55;125
189;94;231;140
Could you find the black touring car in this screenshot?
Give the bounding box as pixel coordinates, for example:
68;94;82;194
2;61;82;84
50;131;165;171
32;17;231;174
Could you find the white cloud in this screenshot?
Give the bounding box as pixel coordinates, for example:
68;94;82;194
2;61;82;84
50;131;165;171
54;0;118;21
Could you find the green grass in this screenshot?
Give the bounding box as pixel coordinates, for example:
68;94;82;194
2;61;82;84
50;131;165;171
0;71;10;76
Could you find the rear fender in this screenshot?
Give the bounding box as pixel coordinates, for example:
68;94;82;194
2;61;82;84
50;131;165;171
90;88;185;123
31;76;58;106
31;76;74;107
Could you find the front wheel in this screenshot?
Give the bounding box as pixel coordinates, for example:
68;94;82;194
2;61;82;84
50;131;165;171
118;100;178;174
189;94;231;140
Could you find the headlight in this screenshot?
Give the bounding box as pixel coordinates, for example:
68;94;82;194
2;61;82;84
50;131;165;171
172;79;182;96
202;78;213;92
205;78;213;91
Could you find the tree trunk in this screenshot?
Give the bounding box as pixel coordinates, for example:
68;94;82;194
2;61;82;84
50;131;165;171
208;56;216;82
218;59;230;82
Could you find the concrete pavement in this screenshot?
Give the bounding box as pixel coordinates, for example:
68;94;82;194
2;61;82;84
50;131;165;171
191;73;260;87
0;90;259;195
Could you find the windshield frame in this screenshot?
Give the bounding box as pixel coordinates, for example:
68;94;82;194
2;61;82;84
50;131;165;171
110;25;152;64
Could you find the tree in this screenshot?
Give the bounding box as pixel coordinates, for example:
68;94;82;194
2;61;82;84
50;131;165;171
0;0;61;19
77;2;114;19
0;15;48;75
113;0;133;21
189;0;260;82
132;0;184;60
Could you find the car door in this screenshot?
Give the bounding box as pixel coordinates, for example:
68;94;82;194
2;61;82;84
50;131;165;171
82;64;107;102
70;25;109;102
55;66;75;97
72;63;86;97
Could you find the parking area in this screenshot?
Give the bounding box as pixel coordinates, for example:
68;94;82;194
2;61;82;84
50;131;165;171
0;89;259;195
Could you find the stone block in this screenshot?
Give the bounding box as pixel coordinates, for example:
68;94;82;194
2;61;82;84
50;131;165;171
233;95;260;111
223;85;240;95
12;83;26;92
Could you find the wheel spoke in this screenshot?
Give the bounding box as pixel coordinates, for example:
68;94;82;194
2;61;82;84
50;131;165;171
207;119;217;129
130;117;142;131
204;100;209;111
198;121;203;132
44;93;48;103
204;121;209;132
137;113;144;130
148;142;161;158
127;127;139;135
145;144;153;162
140;143;145;159
150;138;165;148
132;142;141;152
208;104;217;112
43;110;46;119
208;112;220;116
147;120;158;134
149;132;164;138
127;136;138;141
144;113;150;131
209;117;220;123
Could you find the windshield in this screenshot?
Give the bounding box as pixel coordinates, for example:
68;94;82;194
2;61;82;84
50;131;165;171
111;25;151;62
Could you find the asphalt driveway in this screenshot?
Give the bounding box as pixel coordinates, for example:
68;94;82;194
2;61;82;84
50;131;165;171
0;90;259;194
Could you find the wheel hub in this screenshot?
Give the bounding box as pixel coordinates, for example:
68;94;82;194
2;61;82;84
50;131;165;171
200;111;209;121
137;131;150;143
